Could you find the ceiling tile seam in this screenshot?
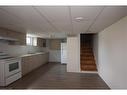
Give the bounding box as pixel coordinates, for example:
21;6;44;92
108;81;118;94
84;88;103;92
86;6;106;33
32;6;61;33
0;8;29;32
0;8;25;25
0;8;45;33
68;6;74;34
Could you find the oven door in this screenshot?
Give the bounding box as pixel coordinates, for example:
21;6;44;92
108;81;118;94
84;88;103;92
4;58;21;78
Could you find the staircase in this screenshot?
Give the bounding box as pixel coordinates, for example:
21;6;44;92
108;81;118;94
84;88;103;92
80;43;97;71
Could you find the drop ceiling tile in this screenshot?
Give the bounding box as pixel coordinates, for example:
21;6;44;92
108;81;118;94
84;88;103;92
72;21;93;33
70;6;104;33
0;9;22;26
1;6;56;33
35;6;72;33
0;6;126;38
89;6;127;33
71;6;104;21
35;6;70;22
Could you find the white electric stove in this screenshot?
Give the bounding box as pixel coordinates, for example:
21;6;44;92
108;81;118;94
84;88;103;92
0;52;22;86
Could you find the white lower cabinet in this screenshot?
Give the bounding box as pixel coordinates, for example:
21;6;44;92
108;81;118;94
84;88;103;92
21;53;49;76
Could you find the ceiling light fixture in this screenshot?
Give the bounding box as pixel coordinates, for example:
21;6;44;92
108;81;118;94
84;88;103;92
75;17;89;22
75;17;84;22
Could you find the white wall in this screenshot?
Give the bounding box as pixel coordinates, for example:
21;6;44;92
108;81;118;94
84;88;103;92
96;16;127;89
46;39;61;62
49;50;61;62
67;36;80;72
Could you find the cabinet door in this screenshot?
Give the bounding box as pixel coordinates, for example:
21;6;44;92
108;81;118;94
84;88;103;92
21;53;49;76
31;55;38;70
21;57;30;76
42;53;49;64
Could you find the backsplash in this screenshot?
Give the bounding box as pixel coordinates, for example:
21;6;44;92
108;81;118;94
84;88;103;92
0;42;44;56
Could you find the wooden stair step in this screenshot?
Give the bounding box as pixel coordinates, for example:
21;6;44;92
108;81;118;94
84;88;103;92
81;45;91;47
81;49;92;50
81;57;94;60
80;55;94;59
80;44;97;71
81;60;95;65
80;55;94;57
81;51;93;53
81;65;97;71
81;51;93;54
81;65;97;70
80;53;93;55
80;56;94;59
81;52;93;54
81;59;95;61
81;49;92;51
81;48;92;50
81;46;92;48
81;50;93;52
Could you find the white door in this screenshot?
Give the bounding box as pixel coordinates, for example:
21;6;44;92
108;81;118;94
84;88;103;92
67;37;80;72
61;43;67;64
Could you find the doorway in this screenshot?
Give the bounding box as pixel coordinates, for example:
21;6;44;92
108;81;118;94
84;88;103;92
80;34;97;71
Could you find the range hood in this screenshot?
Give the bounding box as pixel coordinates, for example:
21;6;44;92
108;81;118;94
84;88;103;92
0;36;18;41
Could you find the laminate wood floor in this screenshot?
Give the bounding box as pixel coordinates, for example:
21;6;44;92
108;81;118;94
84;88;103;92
0;63;110;89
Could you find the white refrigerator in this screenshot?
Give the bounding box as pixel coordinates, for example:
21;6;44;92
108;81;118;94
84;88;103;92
61;42;67;64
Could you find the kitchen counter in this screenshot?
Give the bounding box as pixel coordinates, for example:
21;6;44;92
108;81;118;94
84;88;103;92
20;52;48;57
21;52;49;76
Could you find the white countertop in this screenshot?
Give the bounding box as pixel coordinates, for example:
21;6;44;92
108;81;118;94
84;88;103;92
20;52;48;57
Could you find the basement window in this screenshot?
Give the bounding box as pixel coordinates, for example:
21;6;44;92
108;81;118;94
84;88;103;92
26;36;37;46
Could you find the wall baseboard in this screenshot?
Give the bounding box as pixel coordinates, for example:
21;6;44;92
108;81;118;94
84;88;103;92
98;72;111;89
